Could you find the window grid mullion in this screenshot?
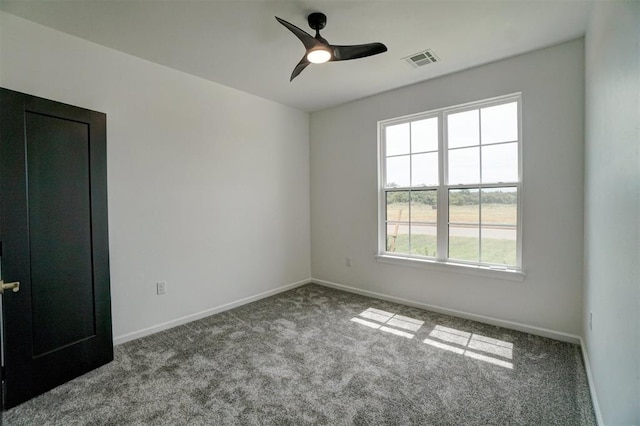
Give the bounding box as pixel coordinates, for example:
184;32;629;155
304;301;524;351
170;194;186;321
447;182;518;190
478;187;483;263
408;122;412;255
437;111;448;261
447;139;517;152
387;149;438;158
385;186;439;191
478;109;483;263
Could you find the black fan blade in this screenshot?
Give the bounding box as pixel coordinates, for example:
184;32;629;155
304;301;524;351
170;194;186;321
275;16;316;50
331;43;388;61
290;56;310;81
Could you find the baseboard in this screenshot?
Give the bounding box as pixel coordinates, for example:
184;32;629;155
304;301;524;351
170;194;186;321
113;278;312;345
579;337;604;425
312;278;581;344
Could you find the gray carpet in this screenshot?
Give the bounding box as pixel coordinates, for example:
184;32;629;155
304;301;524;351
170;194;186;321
4;284;596;425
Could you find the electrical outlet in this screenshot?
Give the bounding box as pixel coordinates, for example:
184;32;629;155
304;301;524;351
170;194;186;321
345;257;352;267
589;312;592;331
157;281;166;295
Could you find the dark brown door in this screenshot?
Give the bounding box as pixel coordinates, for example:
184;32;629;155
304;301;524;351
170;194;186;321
0;88;113;409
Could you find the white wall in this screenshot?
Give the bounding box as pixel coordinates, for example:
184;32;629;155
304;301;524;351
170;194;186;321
310;39;585;336
584;1;640;423
0;12;311;342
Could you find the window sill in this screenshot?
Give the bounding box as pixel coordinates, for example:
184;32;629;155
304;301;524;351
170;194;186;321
375;254;526;282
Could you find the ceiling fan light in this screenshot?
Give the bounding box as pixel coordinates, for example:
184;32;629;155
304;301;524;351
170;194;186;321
307;48;331;64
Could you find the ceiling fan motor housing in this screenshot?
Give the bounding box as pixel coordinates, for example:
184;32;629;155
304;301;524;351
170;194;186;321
308;12;327;31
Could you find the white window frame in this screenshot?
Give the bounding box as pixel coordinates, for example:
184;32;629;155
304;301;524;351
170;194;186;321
376;93;525;281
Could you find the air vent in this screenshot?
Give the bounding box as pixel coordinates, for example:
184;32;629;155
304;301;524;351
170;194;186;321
404;49;440;68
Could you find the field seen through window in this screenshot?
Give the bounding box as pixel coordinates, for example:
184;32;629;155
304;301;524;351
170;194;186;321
386;202;517;266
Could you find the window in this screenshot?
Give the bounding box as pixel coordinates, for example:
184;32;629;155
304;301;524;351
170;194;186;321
378;94;522;273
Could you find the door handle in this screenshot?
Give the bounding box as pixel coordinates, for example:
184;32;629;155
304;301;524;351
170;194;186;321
0;280;20;294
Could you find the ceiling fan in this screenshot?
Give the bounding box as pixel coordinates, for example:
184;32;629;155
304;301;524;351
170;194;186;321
275;12;388;81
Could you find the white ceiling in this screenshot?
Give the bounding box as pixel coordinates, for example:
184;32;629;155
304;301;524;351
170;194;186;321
0;0;592;112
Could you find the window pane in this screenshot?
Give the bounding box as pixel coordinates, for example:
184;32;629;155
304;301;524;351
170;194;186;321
387;223;410;253
448;109;479;149
386;191;409;222
481;226;516;266
410;190;437;223
411;117;438;152
449;189;479;223
482;143;518;183
481;188;517;225
481;102;517;144
386;155;410;187
449;225;479;262
411;152;438;187
410;224;437;257
448;147;480;184
386;123;410;156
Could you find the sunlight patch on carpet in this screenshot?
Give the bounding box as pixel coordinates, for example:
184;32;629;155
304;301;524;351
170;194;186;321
425;325;514;369
350;308;425;339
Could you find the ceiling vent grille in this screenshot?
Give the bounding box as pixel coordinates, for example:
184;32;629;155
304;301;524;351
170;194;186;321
404;49;440;68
